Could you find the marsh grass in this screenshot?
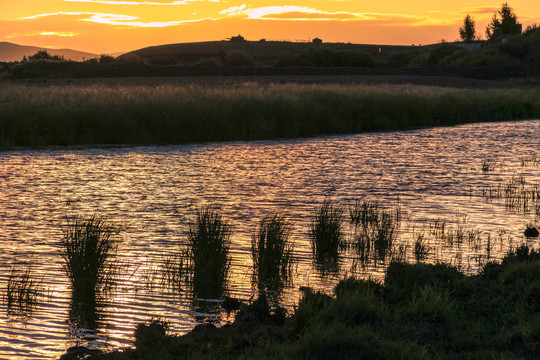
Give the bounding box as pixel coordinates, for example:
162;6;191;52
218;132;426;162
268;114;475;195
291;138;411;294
429;212;481;246
1;82;539;148
5;263;41;314
175;207;232;300
482;176;540;215
349;200;401;264
309;200;345;272
414;233;430;262
251;214;294;295
60;214;121;301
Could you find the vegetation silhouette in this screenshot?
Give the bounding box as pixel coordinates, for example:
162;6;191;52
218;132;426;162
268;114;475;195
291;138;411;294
1;82;540;149
309;200;346;274
459;14;478;42
93;245;540;360
251;213;294;303
60;213;121;333
486;2;522;40
4;263;41;316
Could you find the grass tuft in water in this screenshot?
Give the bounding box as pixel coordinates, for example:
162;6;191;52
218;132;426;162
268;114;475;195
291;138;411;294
481;176;540;215
186;207;231;300
251;213;294;296
4;263;41;314
60;214;121;301
309;200;345;272
349;200;401;264
414;233;430;262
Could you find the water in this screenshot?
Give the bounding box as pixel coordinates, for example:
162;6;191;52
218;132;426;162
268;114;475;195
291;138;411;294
0;120;538;359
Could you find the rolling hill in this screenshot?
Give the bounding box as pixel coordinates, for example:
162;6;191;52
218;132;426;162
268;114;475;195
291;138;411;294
0;42;97;62
117;40;410;66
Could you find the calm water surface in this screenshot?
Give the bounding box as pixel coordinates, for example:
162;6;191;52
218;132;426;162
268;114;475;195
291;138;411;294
0;120;539;359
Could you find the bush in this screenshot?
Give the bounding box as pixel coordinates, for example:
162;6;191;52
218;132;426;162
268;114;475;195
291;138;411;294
224;51;255;67
276;48;375;67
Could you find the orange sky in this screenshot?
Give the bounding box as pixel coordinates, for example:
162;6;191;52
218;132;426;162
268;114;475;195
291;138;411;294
2;1;539;54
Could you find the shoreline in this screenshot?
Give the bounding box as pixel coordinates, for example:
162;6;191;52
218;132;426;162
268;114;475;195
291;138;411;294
89;245;540;360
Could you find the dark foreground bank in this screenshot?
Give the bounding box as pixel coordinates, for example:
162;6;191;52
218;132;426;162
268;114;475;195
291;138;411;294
83;245;540;360
1;81;540;150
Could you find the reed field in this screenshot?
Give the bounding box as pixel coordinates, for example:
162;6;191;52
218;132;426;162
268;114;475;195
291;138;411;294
0;81;539;148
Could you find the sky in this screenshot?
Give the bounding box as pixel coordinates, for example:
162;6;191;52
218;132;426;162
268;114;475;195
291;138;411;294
1;1;539;54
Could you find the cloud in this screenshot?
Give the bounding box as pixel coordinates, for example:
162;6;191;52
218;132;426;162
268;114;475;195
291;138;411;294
6;31;78;39
464;6;499;15
219;5;430;25
219;5;357;21
64;0;219;5
19;12;213;28
38;31;79;37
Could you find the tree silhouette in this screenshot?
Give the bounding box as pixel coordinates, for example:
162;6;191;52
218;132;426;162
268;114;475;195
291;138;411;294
459;14;478;42
27;50;64;61
486;3;521;39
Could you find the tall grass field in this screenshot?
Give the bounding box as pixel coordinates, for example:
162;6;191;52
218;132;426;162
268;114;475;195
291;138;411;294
0;82;539;148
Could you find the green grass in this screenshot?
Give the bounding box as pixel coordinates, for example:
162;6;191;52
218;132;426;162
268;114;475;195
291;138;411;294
0;82;539;149
91;245;540;360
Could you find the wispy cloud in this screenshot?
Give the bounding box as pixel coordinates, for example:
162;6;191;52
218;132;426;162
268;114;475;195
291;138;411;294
19;12;213;28
64;0;218;5
219;5;429;25
6;31;78;39
219;5;357;21
463;6;499;15
39;31;78;37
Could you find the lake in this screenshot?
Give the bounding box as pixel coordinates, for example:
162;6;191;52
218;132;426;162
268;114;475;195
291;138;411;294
0;120;538;359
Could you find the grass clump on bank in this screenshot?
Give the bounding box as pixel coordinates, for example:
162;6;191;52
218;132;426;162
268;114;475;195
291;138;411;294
0;82;539;149
92;245;540;360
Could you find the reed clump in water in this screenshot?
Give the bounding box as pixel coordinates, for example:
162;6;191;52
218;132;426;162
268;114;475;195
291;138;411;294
414;233;430;262
4;263;41;314
60;214;121;301
309;200;346;272
251;214;294;296
184;207;231;300
349;200;401;264
481;176;540;215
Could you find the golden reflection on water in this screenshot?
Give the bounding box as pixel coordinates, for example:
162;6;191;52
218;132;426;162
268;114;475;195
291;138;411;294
0;120;538;359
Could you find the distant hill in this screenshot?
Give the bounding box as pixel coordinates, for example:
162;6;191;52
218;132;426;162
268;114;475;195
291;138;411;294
0;42;98;62
118;40;409;66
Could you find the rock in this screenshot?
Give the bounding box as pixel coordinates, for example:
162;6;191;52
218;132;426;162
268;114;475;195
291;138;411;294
524;227;539;238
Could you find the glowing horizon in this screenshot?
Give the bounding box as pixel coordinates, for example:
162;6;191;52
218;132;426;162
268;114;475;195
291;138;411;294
1;0;539;54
